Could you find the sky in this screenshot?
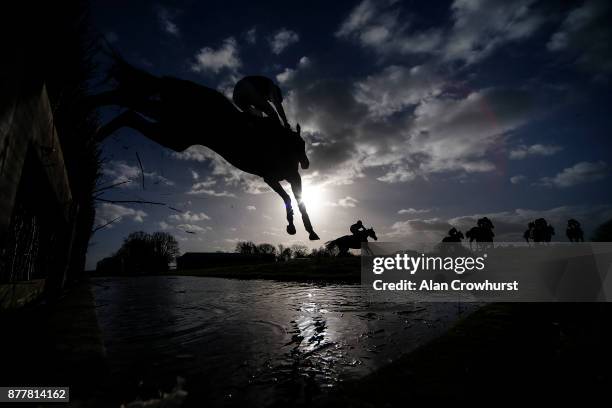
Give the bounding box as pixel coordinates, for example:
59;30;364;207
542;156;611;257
86;0;612;269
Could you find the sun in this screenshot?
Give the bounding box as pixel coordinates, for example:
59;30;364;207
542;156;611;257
300;182;327;217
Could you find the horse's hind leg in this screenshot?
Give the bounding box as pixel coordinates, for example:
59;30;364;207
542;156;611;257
288;174;320;240
89;91;163;120
97;110;183;151
265;179;296;235
97;110;155;141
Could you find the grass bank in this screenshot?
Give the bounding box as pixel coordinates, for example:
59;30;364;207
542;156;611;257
169;257;362;282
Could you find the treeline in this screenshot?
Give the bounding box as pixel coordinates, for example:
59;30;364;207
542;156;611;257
96;231;179;275
234;241;339;260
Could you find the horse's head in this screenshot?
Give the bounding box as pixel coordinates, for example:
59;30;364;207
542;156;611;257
272;122;309;170
367;228;378;241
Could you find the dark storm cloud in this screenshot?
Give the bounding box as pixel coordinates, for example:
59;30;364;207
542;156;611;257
269;0;550;187
155;5;180;37
547;0;612;77
282;50;539;185
336;0;544;64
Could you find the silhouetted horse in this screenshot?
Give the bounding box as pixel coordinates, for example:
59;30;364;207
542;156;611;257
326;228;378;256
465;217;495;250
90;56;319;240
566;219;584;242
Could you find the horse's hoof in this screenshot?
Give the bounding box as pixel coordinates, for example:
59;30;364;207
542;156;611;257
309;232;320;241
287;225;296;235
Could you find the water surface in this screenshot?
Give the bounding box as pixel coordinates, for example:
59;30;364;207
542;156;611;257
92;276;475;406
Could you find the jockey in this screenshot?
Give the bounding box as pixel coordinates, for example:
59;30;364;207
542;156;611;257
350;220;366;236
233;76;290;128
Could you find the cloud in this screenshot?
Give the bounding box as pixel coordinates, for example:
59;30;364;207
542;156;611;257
187;185;236;197
385;205;612;242
172;146;271;194
156;6;180;37
95;203;147;226
191;37;241;74
177;224;207;233
388;87;535;177
336;0;543;64
185;177;236;197
191;179;216;188
448;205;612;240
442;0;544;64
277;56;310;84
190;169;199;180
245;27;257;44
169;211;211;222
335;0;377;38
269;29;299;54
282;53;535;187
398;208;430;215
510;175;526;184
386;218;451;240
102;160;174;188
538;161;607;188
246;205;257;211
354;65;443;118
377;167;417;184
547;0;612;76
509;144;563;159
326;196;358;208
336;0;443;56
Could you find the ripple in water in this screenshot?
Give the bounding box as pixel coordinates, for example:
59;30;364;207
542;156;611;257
93;276;476;406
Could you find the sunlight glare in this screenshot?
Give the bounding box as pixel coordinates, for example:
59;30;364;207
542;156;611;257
300;182;327;217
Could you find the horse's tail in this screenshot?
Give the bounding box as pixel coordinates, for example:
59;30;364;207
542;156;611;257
102;43;159;96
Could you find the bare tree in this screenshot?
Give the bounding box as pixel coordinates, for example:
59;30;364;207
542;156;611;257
257;243;277;256
291;244;309;258
277;244;293;261
110;231;179;274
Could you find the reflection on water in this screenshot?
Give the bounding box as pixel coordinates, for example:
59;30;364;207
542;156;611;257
92;276;475;406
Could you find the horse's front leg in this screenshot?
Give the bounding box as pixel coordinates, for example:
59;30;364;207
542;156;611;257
288;174;320;240
264;178;296;235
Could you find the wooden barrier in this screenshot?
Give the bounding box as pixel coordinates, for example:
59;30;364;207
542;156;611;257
0;84;75;309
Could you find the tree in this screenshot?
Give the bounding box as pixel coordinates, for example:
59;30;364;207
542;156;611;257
150;231;180;265
110;231;179;274
310;246;336;257
277;244;293;261
592;219;612;241
291;244;310;258
235;241;257;254
257;243;277;256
